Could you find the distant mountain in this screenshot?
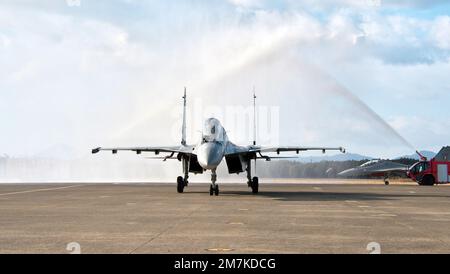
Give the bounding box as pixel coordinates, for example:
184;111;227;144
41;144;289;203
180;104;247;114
294;150;438;163
296;153;373;163
396;150;437;160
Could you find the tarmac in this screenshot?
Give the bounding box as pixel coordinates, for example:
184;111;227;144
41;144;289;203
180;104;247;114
1;180;450;254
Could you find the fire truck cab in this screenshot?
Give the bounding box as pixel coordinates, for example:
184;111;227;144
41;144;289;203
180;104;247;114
408;146;450;186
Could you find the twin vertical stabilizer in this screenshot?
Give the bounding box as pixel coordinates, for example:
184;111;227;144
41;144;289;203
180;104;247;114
181;87;256;147
181;87;187;146
253;87;257;146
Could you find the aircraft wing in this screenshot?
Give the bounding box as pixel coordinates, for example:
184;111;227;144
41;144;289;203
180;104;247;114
92;145;195;155
225;144;345;157
250;146;346;154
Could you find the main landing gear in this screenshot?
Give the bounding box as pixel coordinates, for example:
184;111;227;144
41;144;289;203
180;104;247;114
246;161;259;194
177;158;189;193
177;176;189;193
177;160;260;195
250;177;259;194
384;175;390;186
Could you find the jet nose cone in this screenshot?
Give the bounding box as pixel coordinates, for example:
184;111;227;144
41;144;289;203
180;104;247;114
198;142;223;170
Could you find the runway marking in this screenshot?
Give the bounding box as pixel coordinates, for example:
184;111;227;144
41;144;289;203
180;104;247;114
414;212;450;215
372;214;397;217
229;222;245;225
409;191;416;194
297;224;325;227
313;187;322;190
358;205;371;208
0;185;83;197
238;208;249;211
411;218;450;222
126;203;137;206
206;248;233;252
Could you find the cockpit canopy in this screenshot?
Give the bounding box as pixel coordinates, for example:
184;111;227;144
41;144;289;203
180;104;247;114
360;160;381;167
202;118;225;143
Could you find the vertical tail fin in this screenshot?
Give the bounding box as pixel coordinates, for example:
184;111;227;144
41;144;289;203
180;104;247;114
181;87;187;146
253;86;257;146
253;87;257;174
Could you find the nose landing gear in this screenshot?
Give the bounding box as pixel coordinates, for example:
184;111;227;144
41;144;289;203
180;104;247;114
210;169;219;196
210;184;219;196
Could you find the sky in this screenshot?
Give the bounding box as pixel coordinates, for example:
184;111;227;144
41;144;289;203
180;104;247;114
1;0;450;159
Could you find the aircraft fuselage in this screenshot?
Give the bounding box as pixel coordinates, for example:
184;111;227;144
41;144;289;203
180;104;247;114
195;118;229;170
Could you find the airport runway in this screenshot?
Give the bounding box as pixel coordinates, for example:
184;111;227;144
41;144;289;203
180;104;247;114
1;181;450;254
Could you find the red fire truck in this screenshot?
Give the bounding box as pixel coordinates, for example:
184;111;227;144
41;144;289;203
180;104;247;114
407;146;450;186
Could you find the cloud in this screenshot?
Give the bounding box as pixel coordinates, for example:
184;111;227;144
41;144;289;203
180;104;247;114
389;115;450;152
228;0;265;8
431;16;450;50
0;0;449;161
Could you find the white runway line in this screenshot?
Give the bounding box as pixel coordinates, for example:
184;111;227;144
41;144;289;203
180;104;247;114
0;185;83;196
228;222;245;225
372;213;397;217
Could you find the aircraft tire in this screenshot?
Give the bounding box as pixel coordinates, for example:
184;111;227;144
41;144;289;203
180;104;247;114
210;185;214;196
214;185;219;196
421;176;435;186
252;177;259;194
177;176;184;193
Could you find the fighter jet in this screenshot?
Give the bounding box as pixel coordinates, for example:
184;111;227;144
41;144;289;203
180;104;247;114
338;159;409;185
92;89;345;196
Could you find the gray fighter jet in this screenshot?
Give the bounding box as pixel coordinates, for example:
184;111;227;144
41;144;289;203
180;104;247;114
92;89;345;196
338;159;409;185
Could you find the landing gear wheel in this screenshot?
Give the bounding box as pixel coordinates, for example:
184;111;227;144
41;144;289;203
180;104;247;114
210;185;219;196
421;176;435;186
214;185;219;196
177;176;184;193
251;177;259;194
384;181;390;186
